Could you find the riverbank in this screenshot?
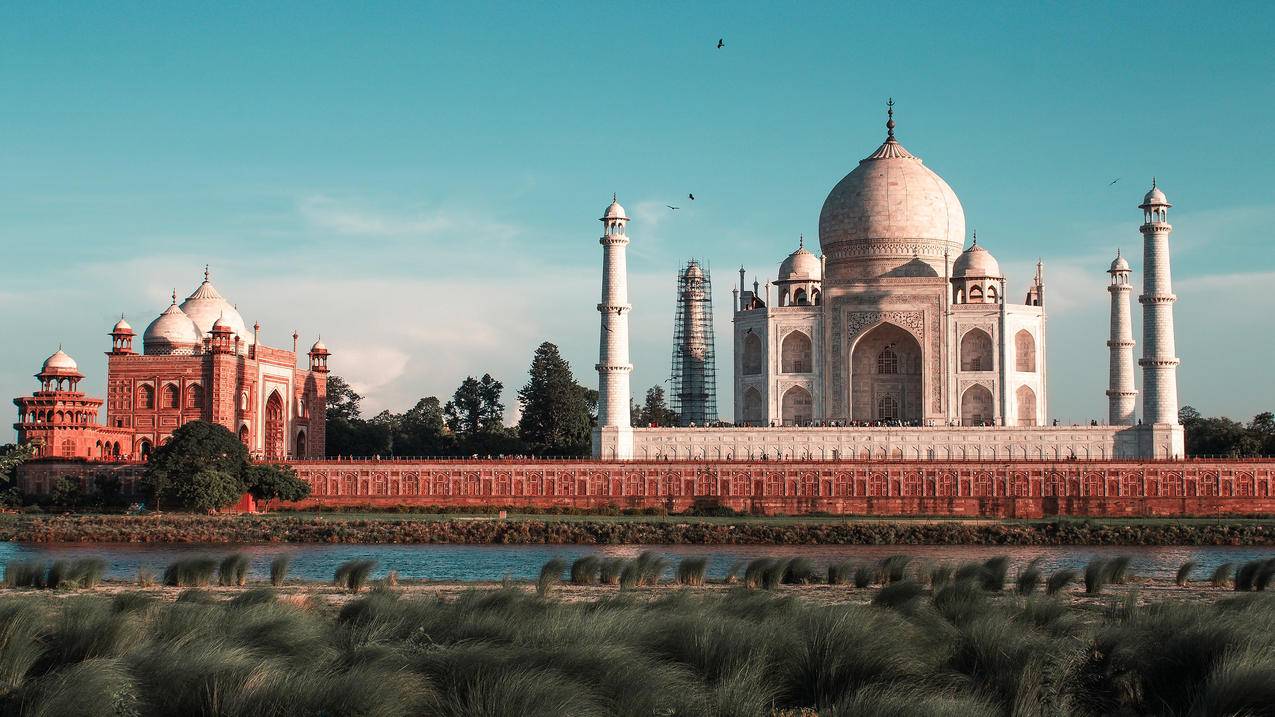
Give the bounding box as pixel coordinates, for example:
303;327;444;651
2;512;1274;545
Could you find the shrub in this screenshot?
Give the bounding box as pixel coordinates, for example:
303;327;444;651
217;553;250;587
1175;560;1195;587
1016;559;1043;596
270;555;291;587
569;556;600;585
163;557;218;587
676;558;708;587
1211;562;1234;588
1084;559;1110;595
334;559;377;593
1046;569;1077;596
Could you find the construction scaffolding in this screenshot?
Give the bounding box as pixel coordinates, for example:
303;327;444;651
669;259;718;426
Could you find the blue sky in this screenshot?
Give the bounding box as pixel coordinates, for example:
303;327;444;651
2;1;1274;433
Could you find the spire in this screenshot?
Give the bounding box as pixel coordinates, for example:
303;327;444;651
170;289;177;305
798;234;804;250
1152;177;1156;189
971;229;977;246
204;264;210;282
886;97;895;140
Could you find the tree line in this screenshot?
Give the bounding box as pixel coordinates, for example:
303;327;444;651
1180;406;1275;458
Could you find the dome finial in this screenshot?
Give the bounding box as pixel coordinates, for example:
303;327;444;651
971;229;977;246
886;97;896;139
612;192;617;203
171;289;177;305
798;233;804;249
1152;176;1157;189
204;264;210;282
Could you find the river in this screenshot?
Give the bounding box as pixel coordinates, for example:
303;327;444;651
2;543;1272;583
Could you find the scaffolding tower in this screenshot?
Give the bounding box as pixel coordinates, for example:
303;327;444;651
670;259;718;426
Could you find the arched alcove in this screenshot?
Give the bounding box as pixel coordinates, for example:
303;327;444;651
851;323;921;422
742;333;763;375
961;384;994;426
1015;330;1036;372
781;386;812;425
960;328;994;372
780;331;812;373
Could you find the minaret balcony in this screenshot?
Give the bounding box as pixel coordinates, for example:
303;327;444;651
1138;357;1181;368
1138;294;1178;304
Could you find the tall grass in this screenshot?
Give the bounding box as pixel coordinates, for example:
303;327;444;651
1084;559;1111;595
1046;569;1077;596
0;581;1270;716
879;555;911;584
536;558;565;597
333;559;377;593
676;558;708;587
4;561;46;589
598;558;624;586
782;558;818;585
826;561;854;586
269;555;291;587
1175;560;1195;587
1108;555;1133;584
1211;562;1234;588
217;553;250;587
853;564;875;589
569;556;600;586
162;557;218;587
1016;559;1043;596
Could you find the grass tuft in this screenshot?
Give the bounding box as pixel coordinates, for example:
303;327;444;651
162;557;218;587
569;556;600;586
1016;559;1043;596
675;558;708;587
1211;562;1234;588
333;559;377;593
1046;569;1077;596
537;558;565;597
217;553;250;587
269;555;292;587
1175;560;1195;587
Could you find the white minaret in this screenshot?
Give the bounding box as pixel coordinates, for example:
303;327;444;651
592;195;634;459
1138;180;1181;432
1106;250;1137;425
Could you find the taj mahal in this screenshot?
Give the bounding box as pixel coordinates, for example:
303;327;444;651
593;104;1185;462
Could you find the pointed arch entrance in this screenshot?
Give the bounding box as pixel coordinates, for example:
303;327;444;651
961;385;994;426
781;386;812;425
265;391;285;459
851;323;921;422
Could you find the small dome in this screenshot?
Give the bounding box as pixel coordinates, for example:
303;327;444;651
1110;251;1130;272
144;301;201;354
778;238;822;281
684;261;704;280
41;348;79;374
211;314;234;332
952;240;1002;278
601;195;628;221
112;317;133;333
1140;180;1170;208
310;337;328;353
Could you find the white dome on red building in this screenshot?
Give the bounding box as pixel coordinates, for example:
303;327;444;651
180;270;253;346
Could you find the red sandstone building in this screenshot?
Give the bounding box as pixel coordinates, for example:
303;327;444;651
13;270;329;462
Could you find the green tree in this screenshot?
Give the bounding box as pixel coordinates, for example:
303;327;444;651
176;469;245;513
445;374;522;455
244;463;312;504
324;375;391;456
0;443;35;507
397;396;451;456
517;342;592;456
141;421;249;510
635;386;679;427
326;375;363;422
1180;405;1266;457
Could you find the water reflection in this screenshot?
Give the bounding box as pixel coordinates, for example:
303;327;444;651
1;543;1270;583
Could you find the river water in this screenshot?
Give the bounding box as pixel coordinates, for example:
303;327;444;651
2;543;1272;583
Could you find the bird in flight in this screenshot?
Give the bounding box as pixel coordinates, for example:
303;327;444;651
666;205;680;211
717;38;725;49
688;193;695;200
1109;178;1120;186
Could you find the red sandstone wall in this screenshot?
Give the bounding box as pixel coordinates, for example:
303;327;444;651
287;459;1275;518
20;457;1275;518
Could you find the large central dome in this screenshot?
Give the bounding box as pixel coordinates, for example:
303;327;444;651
818;107;965;279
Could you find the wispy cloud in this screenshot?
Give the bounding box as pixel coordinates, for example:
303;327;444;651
297;195;520;244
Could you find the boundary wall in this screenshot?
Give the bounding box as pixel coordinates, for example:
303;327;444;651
20;458;1275;518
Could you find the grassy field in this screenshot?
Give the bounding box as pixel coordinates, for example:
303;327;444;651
1;553;1273;716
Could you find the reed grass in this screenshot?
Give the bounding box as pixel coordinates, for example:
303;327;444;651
782;557;818;585
1016;559;1043;596
599;558;624;586
1211;562;1234;588
675;558;708;587
217;553;250;587
1175;560;1195;587
1084;559;1110;595
852;564;874;589
162;557;218;587
0;579;1269;716
269;555;291;587
1046;569;1077;596
826;561;854;586
1108;555;1133;584
879;555;912;584
537;558;565;597
569;556;600;586
333;559;377;593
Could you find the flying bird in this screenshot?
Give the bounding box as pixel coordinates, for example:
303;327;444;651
1109;178;1120;186
717;38;725;49
666;205;680;210
688;193;695;200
